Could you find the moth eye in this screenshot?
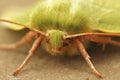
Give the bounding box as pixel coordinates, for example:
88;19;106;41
46;38;50;43
62;42;69;47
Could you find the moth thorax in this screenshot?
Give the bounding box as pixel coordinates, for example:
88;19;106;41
47;30;66;50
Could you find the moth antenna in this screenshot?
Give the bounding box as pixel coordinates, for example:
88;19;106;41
0;19;29;28
65;33;120;39
0;19;46;37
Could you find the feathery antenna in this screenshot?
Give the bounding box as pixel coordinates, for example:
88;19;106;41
0;19;46;36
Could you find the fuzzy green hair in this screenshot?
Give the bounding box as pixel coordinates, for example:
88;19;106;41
47;30;65;49
3;0;120;33
30;0;92;34
30;0;120;34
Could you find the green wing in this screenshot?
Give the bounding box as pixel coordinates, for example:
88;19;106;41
1;0;42;31
1;7;30;30
90;0;120;33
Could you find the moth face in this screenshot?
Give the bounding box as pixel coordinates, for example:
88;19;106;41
50;41;70;53
43;36;64;55
43;38;74;56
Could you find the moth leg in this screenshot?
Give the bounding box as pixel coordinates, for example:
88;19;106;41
0;31;36;50
83;35;120;47
74;38;102;78
13;35;44;76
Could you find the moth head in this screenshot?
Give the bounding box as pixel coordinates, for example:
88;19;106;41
45;29;67;54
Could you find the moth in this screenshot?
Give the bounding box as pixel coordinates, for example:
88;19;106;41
0;0;120;78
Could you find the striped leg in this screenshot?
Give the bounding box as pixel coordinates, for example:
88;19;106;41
74;38;102;78
13;35;44;76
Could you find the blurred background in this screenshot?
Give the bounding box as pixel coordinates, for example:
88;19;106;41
0;0;120;80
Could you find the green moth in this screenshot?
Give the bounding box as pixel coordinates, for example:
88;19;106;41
0;0;120;78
